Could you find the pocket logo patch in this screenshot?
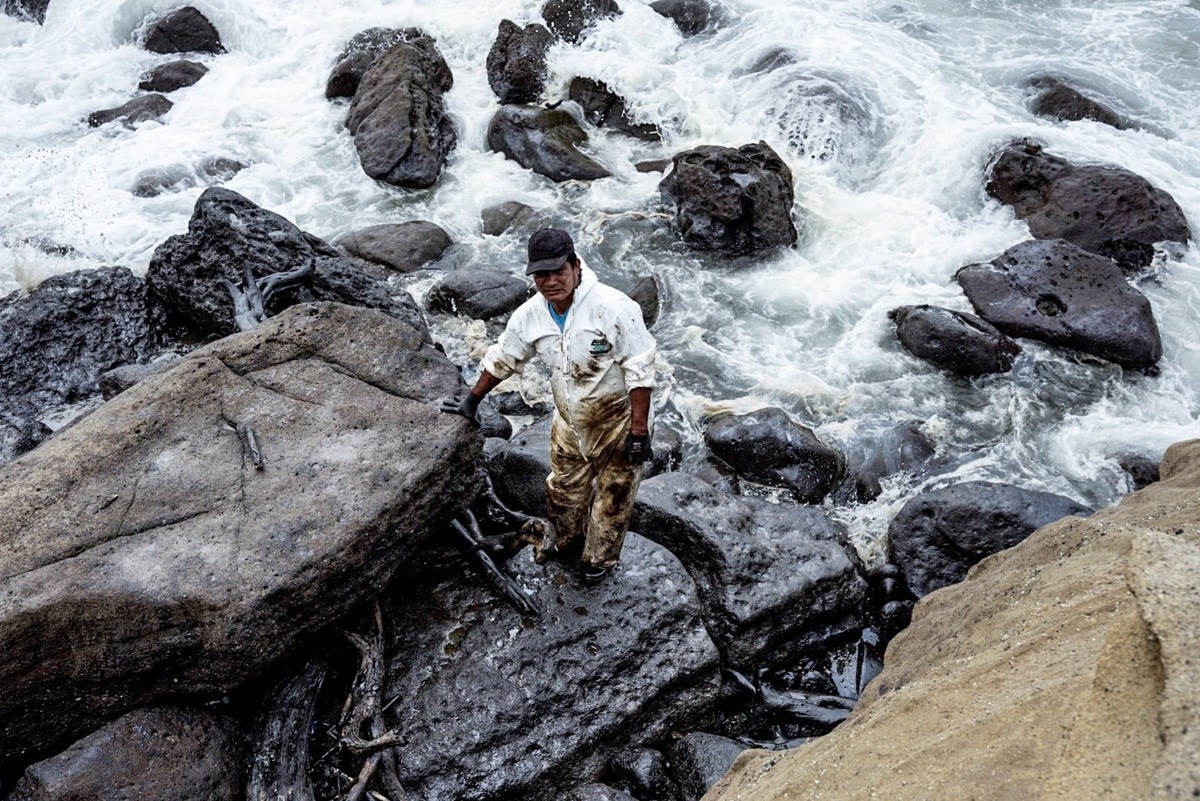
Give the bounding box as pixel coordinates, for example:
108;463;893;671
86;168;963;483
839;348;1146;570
589;338;612;354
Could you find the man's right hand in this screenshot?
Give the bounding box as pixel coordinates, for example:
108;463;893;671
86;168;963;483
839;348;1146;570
439;394;481;425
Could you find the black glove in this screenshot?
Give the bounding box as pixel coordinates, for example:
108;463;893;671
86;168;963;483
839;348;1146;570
623;432;653;465
439;393;481;425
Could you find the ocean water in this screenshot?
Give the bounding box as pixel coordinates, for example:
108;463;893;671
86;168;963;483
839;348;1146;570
2;0;1198;564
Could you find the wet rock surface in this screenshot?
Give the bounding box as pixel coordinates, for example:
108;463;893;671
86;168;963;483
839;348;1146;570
346;39;456;189
336;221;452;273
325;27;433;100
986;143;1190;272
889;304;1019;377
481;200;544;236
426;268;532;320
487;20;553;104
608;748;678;800
542;0;622;43
130;155;244;198
7;707;243;801
143;6;224;55
87;93;173;127
1;0;49;24
660;142;798;255
98;354;181;399
0;302;480;763
0;267;156;420
565;784;639;801
669;732;748;801
381;534;720;801
956;238;1162;367
1028;77;1127;129
632;472;867;668
569;77;660;141
488;105;612;182
704;407;844;504
626;274;660;328
138;59;208;92
887;480;1092;598
650;0;714;36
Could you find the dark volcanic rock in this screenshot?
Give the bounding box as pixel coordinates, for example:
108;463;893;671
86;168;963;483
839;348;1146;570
627;274;660;328
481;200;543;236
986;143;1190;272
146;187;427;341
99;354;181;399
569;77;660;141
488;105;612;182
704;407;844;504
427;268;532;320
650;0;713;36
346;40;456;189
1029;77;1127;129
956;238;1162;367
143;6;224;55
336;221;452;273
0;416;44;466
1118;453;1160;491
609;748;678;800
138;59;208;92
887;480;1092;597
325;27;441;100
87;93;172;127
669;732;747;801
542;0;622;43
131;155;245;198
487;20;553;104
7;707;243;801
889;304;1020;376
856;420;937;481
0;267;155;420
566;785;639;801
0;302;480;763
381;535;720;801
632;472;867;667
1;0;50;24
659;142;798;255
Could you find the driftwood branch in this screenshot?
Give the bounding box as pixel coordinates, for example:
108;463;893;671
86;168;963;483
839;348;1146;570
247;656;329;801
224;258;316;332
450;513;541;619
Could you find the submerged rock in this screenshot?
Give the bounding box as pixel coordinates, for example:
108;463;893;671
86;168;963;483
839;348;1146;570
87;93;173;127
481;200;544;236
889;304;1019;377
426;268;532;320
650;0;714;36
487;20;553;104
488;105;612;182
1028;77;1127;129
1;0;49;24
0;302;480;762
335;221;452;273
569;77;660;141
956;238;1162;367
542;0;622;43
143;6;224;55
659;142;798;255
986;142;1190;272
137;59;208;92
887;480;1092;598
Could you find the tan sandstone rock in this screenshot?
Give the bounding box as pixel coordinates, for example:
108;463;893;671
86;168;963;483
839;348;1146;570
707;439;1200;801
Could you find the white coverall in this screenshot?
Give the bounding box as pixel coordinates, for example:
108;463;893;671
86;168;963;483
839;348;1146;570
481;262;657;568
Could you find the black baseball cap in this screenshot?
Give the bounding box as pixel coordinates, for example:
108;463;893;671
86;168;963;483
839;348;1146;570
526;228;575;275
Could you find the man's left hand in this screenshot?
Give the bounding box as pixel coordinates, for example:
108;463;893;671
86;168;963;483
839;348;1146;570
624;432;653;465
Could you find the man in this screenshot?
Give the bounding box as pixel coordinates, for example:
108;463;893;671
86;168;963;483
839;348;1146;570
441;228;657;584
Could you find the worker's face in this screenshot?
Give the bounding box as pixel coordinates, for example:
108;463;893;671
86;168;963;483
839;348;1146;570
533;257;581;305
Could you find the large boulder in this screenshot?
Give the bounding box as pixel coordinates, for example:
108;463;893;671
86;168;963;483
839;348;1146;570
138;59;208;93
1029;77;1128;129
335;221;452;273
382;535;720;800
146;187;427;341
569;77;660;141
888;480;1092;598
0;302;480;763
1;0;49;24
87;93;173;127
707;440;1200;801
487;20;553;105
142;7;224;55
632;472;867;668
986;142;1190;272
956;238;1162;367
650;0;713;36
481;200;544;236
889;304;1019;377
426;268;532;320
0;267;156;420
659;142;798;255
7;707;243;801
704;407;843;504
542;0;622;42
346;40;456;189
325;27;441;100
488;105;612;182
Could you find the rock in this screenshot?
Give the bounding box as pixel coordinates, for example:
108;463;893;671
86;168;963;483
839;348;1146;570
635;159;671;173
1;0;49;24
346;40;456;189
137;59;208;92
146;187;427;341
1029;77;1127;129
632;472;867;668
650;0;713;36
647;425;682;477
889;304;1019;377
87;93;173;127
0;416;43;466
609;748;678;800
565;784;639;801
381;534;720;800
1118;453;1160;491
855;420;936;480
131;156;244;198
335;221;452;273
143;6;224;55
569;77;660;141
704;407;843;504
325;27;443;100
669;733;748;801
542;0;622;43
487;105;612;182
887;480;1092;598
706;439;1200;801
0;302;480;762
0;267;156;420
956;239;1162;367
7;707;243;801
659;142;798;255
487;20;553;104
426;268;532;320
986;142;1191;272
626;274;660;328
98;354;181;399
481;201;543;236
